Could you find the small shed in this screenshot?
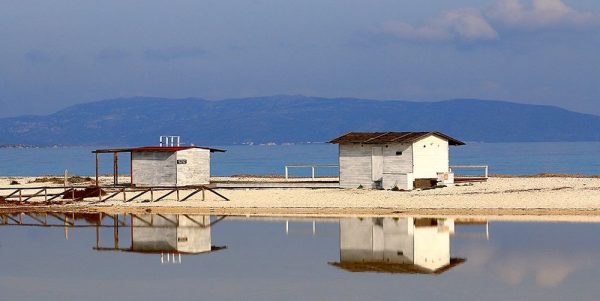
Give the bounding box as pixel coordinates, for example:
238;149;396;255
93;146;225;187
329;131;465;190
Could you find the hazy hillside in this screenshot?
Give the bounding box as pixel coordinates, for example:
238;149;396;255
1;95;600;146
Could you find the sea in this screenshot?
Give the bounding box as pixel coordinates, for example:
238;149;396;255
0;141;599;176
2;142;600;301
0;214;599;301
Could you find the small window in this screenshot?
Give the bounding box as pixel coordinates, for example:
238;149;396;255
395;151;402;156
177;159;187;164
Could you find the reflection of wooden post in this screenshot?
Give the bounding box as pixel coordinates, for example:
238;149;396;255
113;216;119;249
64;215;69;240
96;219;100;249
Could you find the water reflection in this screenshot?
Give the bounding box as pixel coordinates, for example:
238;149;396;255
0;212;227;264
330;217;465;274
2;212;599;300
96;214;227;263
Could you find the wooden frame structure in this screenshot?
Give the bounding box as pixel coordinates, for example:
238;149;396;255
0;185;230;203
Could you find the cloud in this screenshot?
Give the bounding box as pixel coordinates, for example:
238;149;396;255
377;0;596;42
487;0;595;29
380;8;498;42
143;47;206;61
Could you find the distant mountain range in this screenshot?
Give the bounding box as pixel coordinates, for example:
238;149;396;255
1;95;600;146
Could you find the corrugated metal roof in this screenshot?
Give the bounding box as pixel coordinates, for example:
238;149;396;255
329;131;465;146
93;146;226;153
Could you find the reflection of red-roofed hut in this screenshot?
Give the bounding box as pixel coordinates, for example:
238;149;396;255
93;145;225;187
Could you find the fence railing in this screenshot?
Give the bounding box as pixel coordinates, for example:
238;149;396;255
284;164;339;180
449;165;489;178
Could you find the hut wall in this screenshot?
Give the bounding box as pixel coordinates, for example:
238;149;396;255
131;214;177;252
176;215;212;253
382;143;413;174
339;144;375;188
131;151;177;186
176;148;210;186
339;218;414;264
339;143;414;189
411;135;449;179
413;222;450;271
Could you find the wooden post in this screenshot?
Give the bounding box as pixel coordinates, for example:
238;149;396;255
150;188;154;202
95;152;99;186
113;152;119;186
202;188;205;201
44;188;47;202
64;169;68;187
176;188;180;201
130;153;134;187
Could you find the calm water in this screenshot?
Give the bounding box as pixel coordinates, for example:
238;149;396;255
0;142;599;176
0;213;599;301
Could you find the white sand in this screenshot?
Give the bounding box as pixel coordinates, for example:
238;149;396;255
1;176;600;214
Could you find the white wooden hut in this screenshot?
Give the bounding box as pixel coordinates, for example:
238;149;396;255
93;146;225;187
329;131;465;190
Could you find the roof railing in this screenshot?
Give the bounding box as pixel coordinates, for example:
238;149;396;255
160;136;181;147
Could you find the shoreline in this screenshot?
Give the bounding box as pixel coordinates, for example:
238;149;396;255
2;175;600;219
3;206;600;223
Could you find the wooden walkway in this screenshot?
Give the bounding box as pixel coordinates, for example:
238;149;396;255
0;185;230;204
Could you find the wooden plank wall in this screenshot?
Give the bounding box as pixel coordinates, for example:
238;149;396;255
132;151;177;186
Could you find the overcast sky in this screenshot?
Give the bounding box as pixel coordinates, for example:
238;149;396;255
0;0;599;117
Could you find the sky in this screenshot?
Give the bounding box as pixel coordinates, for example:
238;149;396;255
0;0;599;118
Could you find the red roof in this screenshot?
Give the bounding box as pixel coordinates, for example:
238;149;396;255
93;146;226;153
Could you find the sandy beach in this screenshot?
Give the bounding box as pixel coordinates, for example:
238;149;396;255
1;175;600;217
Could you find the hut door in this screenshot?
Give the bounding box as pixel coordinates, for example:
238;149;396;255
371;147;384;181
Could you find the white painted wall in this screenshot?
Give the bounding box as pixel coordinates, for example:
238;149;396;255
412;219;451;271
176;148;210;185
339;144;375;188
339;143;414;189
411;135;449;179
132;151;177;186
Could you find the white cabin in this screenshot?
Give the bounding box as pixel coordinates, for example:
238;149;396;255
93;145;225;187
329;131;465;190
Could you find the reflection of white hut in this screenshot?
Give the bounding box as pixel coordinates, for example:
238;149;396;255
132;214;216;254
330;217;464;274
